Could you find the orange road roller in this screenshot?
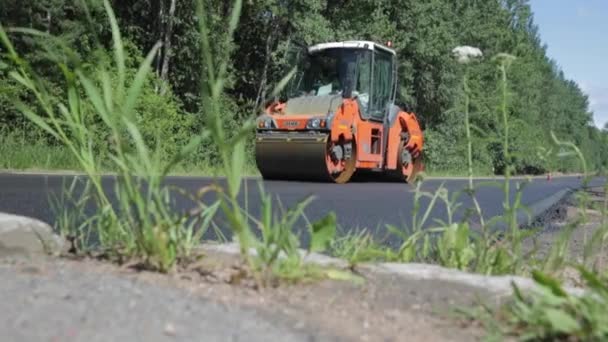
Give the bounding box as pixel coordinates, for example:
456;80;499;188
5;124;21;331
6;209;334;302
255;41;424;183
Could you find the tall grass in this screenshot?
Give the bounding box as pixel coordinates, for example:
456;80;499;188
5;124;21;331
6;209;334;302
195;0;349;286
0;129;79;170
1;1;218;272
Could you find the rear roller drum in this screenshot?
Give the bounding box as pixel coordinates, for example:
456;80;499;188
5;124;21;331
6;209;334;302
385;136;422;183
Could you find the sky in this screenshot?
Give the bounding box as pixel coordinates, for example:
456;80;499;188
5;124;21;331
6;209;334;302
529;0;608;128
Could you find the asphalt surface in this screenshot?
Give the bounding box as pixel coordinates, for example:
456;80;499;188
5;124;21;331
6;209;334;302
0;173;603;244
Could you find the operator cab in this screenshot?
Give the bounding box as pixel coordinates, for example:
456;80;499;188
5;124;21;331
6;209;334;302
289;40;398;121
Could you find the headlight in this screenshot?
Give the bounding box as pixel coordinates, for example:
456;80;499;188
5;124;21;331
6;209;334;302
307;118;326;129
257;117;273;129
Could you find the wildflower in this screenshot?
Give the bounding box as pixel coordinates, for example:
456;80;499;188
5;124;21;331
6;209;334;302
493;53;517;67
452;46;483;64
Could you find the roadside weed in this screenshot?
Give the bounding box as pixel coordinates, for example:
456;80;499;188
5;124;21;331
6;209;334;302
196;0;352;286
330;229;394;265
48;177;94;252
0;1;217;272
435;223;476;270
493;269;608;341
464;57;608;340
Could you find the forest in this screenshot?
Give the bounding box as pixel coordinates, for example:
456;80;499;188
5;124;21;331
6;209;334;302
1;0;607;174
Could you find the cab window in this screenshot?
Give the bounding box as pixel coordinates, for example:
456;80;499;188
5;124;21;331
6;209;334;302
369;51;393;121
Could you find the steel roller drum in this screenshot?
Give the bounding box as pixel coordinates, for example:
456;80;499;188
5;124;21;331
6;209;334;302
255;132;332;181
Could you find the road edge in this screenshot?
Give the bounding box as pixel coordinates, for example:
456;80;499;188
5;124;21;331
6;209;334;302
0;169;584;181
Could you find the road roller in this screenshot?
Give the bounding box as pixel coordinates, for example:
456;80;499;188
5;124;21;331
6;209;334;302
255;41;424;183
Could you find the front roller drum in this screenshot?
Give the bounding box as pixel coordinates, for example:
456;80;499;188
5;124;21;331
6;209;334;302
255;133;356;183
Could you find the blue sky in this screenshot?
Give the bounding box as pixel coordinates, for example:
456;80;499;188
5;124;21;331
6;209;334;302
529;0;608;128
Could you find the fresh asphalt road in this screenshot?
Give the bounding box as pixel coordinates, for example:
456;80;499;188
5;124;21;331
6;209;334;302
0;173;603;242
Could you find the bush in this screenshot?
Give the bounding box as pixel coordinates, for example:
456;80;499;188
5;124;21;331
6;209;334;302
424;115;493;175
133;79;194;160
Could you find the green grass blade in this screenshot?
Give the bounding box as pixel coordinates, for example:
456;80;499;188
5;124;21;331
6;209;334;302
0;25;17;57
103;0;125;98
123;42;162;118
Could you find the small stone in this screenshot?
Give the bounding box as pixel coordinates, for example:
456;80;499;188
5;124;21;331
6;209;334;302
20;265;43;274
0;213;65;257
163;323;176;336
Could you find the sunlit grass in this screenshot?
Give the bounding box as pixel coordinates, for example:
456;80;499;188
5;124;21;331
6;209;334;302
0;131;80;171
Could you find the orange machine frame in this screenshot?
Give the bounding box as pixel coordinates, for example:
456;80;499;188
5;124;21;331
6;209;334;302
266;97;424;178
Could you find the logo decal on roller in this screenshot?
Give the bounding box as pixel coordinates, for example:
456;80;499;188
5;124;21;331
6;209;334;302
285;121;299;127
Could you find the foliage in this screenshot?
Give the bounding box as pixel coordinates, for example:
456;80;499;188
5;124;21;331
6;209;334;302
490;269;608;341
2;0;608;174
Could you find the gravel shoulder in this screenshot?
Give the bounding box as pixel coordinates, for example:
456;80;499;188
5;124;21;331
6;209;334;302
0;257;328;342
523;186;608;284
0;254;485;342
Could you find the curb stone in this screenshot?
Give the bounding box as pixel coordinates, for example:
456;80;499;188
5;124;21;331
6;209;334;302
0;213;64;257
203;242;350;268
200;242;585;297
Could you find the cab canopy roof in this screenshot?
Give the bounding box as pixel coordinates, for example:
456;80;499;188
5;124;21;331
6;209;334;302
308;41;396;55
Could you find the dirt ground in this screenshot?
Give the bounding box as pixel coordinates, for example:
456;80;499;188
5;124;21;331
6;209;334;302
1;252;487;342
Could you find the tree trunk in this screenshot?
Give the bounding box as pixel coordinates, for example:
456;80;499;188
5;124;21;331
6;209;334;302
46;10;51;33
254;40;271;109
254;19;278;109
159;0;177;95
155;0;165;93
